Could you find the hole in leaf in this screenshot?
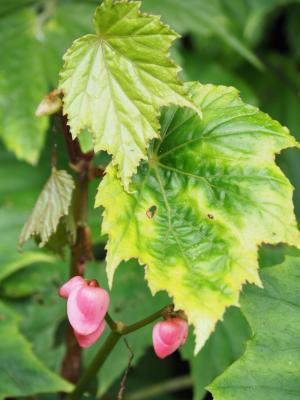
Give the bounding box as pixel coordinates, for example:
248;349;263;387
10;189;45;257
146;205;157;219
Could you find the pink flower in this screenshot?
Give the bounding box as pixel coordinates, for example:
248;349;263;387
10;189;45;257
152;317;188;359
59;277;109;348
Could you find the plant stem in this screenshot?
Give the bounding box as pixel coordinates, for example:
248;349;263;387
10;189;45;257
66;304;174;399
60;114;94;384
122;304;174;335
124;375;193;400
105;312;118;330
66;332;121;400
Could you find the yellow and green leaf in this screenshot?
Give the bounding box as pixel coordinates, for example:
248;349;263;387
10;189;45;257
59;0;197;189
96;82;300;352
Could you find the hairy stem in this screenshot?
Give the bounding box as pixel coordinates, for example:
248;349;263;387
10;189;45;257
67;304;174;399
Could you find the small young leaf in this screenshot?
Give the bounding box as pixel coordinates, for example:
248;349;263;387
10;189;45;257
19;169;75;248
59;0;198;189
96;83;300;353
209;256;300;400
43;213;77;257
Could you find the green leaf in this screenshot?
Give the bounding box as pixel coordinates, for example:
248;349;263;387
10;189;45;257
96;82;300;352
0;145;71;379
12;267;68;373
181;307;251;399
59;0;197;189
0;252;54;283
0;301;72;398
0;145;54;285
19;169;75;248
1;264;54;298
43;213;77;256
209;255;300;399
3;258;69;374
259;244;300;269
0;9;48;164
0;2;97;164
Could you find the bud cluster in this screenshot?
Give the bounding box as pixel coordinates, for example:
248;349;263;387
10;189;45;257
59;277;188;357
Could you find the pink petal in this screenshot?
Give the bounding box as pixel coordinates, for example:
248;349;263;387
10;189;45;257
172;317;189;345
152;320;182;359
59;276;86;299
67;285;109;335
74;320;106;348
158;319;184;345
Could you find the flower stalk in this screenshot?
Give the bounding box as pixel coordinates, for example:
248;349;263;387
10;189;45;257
66;304;174;400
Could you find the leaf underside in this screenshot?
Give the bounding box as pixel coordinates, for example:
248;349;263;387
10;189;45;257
210;256;300;400
19;169;74;248
59;0;196;189
96;82;300;352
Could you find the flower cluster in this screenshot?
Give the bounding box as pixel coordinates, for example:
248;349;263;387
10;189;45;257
59;276;188;357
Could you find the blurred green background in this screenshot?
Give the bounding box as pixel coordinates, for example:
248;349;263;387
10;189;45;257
0;0;299;399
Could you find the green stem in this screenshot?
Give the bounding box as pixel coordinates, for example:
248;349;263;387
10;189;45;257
122;304;174;335
105;312;118;331
66;331;121;400
67;304;174;399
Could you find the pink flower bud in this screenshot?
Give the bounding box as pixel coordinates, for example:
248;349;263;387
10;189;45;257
67;284;110;335
152;317;188;359
59;276;85;298
59;276;110;348
74;320;106;348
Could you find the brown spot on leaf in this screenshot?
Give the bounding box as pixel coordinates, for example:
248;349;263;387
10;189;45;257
146;205;157;219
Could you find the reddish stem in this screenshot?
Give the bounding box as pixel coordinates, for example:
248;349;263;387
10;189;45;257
60;114;94;384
